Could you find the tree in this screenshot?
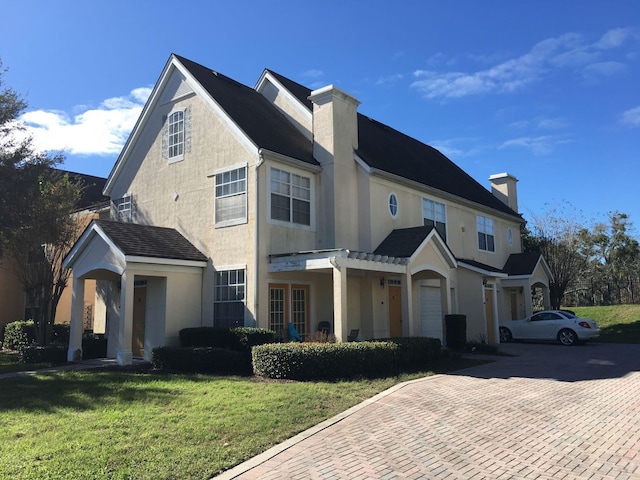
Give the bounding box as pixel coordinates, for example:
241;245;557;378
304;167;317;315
581;212;640;305
0;61;83;345
524;203;588;310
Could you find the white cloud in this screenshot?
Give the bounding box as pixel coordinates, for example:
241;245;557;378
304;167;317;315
582;61;627;82
411;28;636;100
620;106;640;127
499;135;571;155
300;69;324;78
376;74;404;86
429;137;485;158
20;87;152;156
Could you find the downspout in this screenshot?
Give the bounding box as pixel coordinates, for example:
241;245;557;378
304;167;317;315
254;151;266;328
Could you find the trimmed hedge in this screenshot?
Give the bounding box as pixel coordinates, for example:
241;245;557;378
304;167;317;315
19;345;67;365
380;337;442;372
179;327;275;351
152;346;251;375
3;320;70;350
252;342;399;380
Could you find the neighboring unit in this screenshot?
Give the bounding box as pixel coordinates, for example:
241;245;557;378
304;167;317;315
0;170;109;332
63;54;553;365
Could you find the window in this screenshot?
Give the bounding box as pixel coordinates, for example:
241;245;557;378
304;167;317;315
389;193;398;218
168;110;185;160
115;194;133;222
270;168;311;226
214;269;245;328
215;166;247;226
423;198;447;241
477;215;495;252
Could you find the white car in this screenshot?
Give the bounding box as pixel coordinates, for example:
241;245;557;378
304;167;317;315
499;310;600;346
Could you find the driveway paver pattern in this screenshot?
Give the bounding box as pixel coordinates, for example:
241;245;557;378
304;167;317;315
215;343;640;480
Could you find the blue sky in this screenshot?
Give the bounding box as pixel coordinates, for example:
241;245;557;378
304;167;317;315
3;0;639;232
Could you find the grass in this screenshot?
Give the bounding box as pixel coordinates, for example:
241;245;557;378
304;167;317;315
0;350;51;374
0;356;479;479
567;304;640;343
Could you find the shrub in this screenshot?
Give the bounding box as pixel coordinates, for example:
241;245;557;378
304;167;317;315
52;323;70;345
178;327;275;351
19;345;67;365
252;341;399;380
3;321;36;350
152;346;251;375
380;337;442;372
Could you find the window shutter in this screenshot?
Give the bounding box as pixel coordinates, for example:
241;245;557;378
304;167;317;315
161;115;168;160
184;106;191;154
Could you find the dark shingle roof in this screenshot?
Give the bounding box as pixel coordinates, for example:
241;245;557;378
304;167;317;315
95;219;207;262
457;258;506;274
175;55;316;165
263;69;519;218
503;251;542;276
60;169;109;210
374;226;435;258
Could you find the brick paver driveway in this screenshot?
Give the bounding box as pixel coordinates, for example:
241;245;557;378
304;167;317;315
216;342;640;480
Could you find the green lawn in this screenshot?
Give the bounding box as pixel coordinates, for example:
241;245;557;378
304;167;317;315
567;304;640;343
0;350;51;374
0;357;478;479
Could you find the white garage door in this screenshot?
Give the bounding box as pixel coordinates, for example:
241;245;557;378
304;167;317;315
419;286;443;341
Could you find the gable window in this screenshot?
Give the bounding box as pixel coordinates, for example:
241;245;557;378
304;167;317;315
215;166;247;226
423;198;446;241
214;268;245;328
270;167;311;226
477;215;495;252
168;110;185;160
114;194;133;222
389;193;398;218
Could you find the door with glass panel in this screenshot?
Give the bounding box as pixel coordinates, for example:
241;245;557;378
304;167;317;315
269;284;309;341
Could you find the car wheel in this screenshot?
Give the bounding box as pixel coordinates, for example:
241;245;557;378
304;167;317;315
558;328;578;346
499;327;513;343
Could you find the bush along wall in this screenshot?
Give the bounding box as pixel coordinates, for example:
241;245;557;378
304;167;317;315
252;342;400;380
3;321;71;350
19;345;68;365
179;327;275;351
151;346;252;375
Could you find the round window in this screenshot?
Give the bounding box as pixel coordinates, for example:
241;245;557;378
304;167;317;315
389;193;398;218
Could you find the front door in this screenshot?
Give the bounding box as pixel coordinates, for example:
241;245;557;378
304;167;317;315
132;287;146;357
484;287;495;343
389;286;402;337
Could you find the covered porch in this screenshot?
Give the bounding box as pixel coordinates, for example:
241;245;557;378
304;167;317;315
63;220;207;365
267;226;457;344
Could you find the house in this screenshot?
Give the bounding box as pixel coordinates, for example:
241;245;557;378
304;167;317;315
0;170;109;333
63;54;552;365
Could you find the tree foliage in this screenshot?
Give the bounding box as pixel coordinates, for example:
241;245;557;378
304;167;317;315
0;60;83;345
524;203;588;309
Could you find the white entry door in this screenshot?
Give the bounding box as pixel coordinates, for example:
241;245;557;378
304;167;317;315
419;285;443;341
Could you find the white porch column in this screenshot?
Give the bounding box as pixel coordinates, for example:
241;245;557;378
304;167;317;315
117;270;134;365
542;286;551;310
67;276;85;362
404;270;414;336
332;264;348;342
524;283;534;316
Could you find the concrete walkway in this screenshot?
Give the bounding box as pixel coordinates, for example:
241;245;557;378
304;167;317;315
215;342;640;480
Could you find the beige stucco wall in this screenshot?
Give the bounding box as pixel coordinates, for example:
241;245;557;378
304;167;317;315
456;268;487;341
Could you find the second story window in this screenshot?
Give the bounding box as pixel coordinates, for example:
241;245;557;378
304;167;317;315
423;198;446;241
477;215;495;252
215;166;247;227
270;167;311;226
168;110;185;160
115;194;133;222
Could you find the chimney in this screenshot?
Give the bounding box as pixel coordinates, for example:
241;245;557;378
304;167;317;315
309;85;360;249
489;173;519;213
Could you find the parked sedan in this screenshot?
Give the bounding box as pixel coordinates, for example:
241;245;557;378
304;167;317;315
499;310;600;346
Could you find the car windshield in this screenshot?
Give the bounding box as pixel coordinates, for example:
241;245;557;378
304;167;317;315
561;310;577;318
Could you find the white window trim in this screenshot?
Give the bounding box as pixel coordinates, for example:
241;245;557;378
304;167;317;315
422;197;447;240
213;265;247;327
213;163;248;228
388;192;399;219
477;215;496;253
168;109;185;164
115;193;133;222
267;165;315;231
